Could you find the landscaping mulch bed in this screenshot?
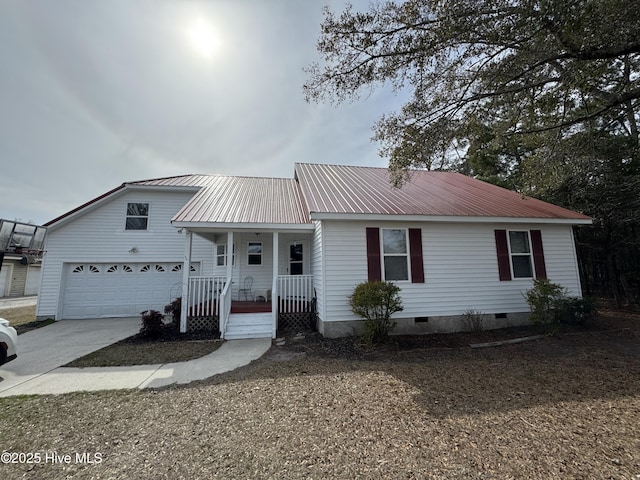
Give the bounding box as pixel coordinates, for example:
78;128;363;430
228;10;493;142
64;325;222;367
1;310;639;479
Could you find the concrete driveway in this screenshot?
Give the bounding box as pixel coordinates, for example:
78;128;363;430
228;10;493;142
0;318;140;395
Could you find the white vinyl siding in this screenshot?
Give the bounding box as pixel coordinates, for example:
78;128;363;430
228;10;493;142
37;189;215;319
311;220;325;326
320;220;582;324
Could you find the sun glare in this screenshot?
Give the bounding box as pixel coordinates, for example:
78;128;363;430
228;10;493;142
186;18;218;59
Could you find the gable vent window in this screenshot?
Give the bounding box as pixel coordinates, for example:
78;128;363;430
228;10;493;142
125;203;149;230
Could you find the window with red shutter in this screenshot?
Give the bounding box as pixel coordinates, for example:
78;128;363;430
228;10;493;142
408;228;425;283
366;227;425;283
365;227;382;282
495;229;547;281
495;230;512;281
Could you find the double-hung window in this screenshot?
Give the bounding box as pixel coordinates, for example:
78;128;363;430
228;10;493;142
495;229;546;281
382;229;409;281
216;244;235;266
247;242;262;265
366;227;424;283
125;203;149;230
508;231;534;278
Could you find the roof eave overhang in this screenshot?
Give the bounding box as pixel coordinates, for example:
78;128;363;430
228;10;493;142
309;212;593;225
171;221;315;232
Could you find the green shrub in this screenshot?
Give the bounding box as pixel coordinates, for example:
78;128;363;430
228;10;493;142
164;297;182;330
525;279;568;325
140;310;164;338
349;281;403;344
525;279;596;326
554;297;597;325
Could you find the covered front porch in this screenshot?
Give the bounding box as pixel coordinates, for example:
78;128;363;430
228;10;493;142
178;229;316;339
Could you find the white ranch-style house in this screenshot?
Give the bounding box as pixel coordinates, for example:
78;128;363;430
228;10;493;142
37;163;591;338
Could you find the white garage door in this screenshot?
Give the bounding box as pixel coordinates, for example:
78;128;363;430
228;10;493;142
61;262;200;319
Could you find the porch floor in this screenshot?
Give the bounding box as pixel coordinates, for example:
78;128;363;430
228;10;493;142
231;301;272;314
188;299;313;317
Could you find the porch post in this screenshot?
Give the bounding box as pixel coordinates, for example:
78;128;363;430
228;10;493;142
272;231;279;338
180;230;192;333
226;231;234;280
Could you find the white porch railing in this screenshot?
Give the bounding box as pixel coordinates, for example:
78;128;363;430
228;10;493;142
185;274;313;338
277;275;314;313
219;279;233;339
187;276;226;318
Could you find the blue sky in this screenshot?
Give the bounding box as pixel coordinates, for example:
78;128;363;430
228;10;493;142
0;0;403;225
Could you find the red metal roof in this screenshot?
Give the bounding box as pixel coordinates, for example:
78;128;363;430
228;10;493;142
171;175;310;225
295;163;591;221
47;164;590;228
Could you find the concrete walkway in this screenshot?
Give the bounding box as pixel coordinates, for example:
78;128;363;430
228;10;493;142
0;317;272;397
0;338;271;396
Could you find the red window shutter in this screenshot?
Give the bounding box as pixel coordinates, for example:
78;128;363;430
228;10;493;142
495;230;512;281
530;230;547;279
408;228;425;283
365;228;382;282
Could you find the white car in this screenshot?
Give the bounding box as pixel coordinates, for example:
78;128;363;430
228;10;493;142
0;317;17;365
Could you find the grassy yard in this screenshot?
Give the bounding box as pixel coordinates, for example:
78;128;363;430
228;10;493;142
0;311;638;479
0;305;37;327
64;338;223;367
